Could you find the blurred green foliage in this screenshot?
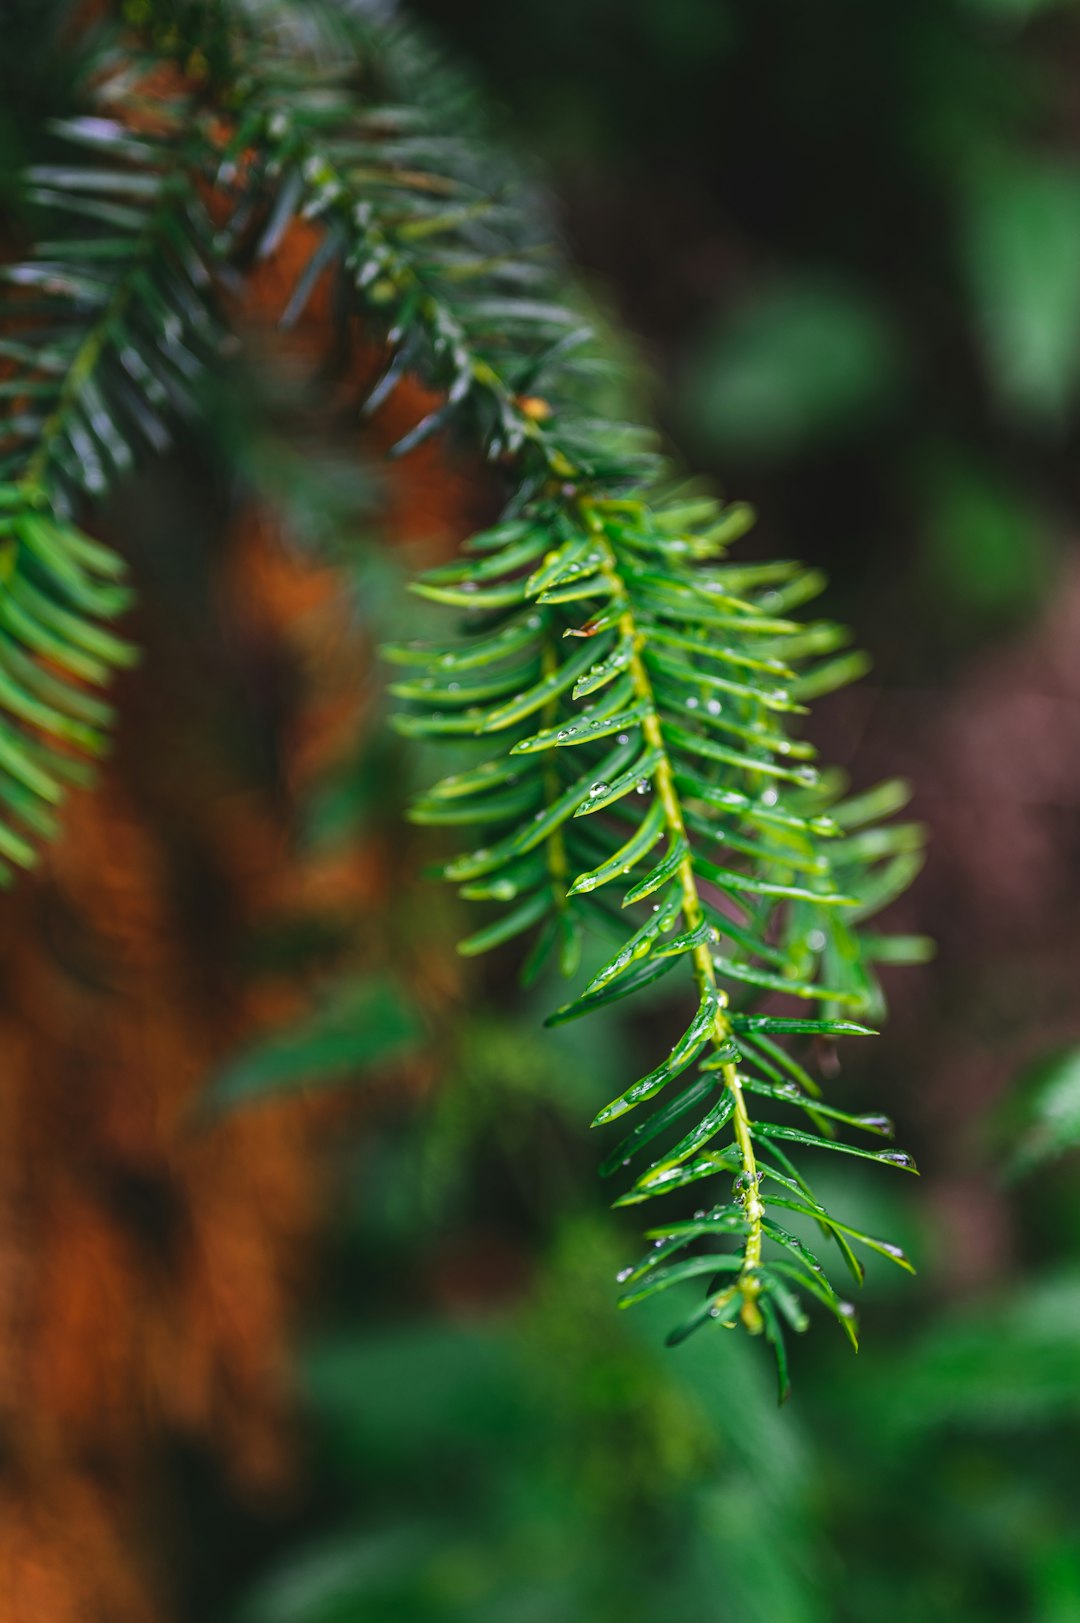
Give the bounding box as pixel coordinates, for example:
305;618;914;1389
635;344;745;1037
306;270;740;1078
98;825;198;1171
962;154;1080;424
918;447;1055;627
998;1045;1080;1177
680;277;906;461
204;979;425;1115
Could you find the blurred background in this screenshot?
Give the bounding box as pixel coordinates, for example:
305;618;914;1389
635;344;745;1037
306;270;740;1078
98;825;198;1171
4;0;1080;1619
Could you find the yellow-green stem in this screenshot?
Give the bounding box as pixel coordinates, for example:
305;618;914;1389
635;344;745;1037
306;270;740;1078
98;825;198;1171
581;499;763;1321
21;316;117;494
540;631;570;906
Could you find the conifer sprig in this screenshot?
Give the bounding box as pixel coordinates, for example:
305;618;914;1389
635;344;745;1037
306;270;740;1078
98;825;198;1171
232;3;929;1385
0;78;224;876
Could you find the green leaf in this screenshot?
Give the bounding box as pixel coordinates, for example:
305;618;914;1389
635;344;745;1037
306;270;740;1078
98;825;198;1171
963;154;1080;422
643;1090;736;1170
665;1288;743;1346
203;978;424;1115
571;633;635;699
510;704;648;755
758;1294;793;1404
1005;1046;1080;1177
765;1199;915;1273
479;635;607;732
618;1253;743;1308
599;1071;718;1176
457;886;552;956
568;796;665;896
441;741;633;879
622;836;690;906
755;1123;917;1173
729;1014;876;1037
544;945;683;1026
682;274;905;460
572;746;665;817
593;992;723;1125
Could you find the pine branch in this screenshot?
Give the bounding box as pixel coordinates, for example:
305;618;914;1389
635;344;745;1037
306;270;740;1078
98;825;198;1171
231;3;930;1386
0;68;225;870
